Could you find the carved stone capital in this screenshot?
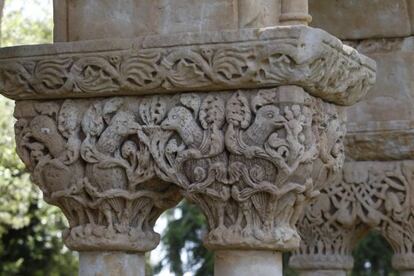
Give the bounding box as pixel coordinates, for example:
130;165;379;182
167;86;346;251
290;166;363;271
14;86;346;252
5;25;375;254
352;161;414;272
291;160;414;272
14;98;183;252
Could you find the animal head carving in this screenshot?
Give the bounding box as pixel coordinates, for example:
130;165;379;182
254;105;285;128
161;106;194;131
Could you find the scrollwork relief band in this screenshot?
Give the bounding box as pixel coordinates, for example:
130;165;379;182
291;161;414;272
0;27;375;105
14;86;346;252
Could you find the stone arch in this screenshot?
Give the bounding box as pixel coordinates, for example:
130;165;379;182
290;161;414;275
352;230;395;275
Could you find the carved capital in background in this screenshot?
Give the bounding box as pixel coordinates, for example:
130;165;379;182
14;86;346;252
291;160;414;272
290;164;364;271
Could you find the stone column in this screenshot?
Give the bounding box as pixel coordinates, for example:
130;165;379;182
306;1;414;274
214;250;282;276
79;252;146;276
281;0;312;25
0;1;375;275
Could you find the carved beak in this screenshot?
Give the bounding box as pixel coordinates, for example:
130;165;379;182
160;119;172;130
273;116;286;127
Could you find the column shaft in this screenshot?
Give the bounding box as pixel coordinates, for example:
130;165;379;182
280;0;311;25
214;250;282;276
79;252;146;276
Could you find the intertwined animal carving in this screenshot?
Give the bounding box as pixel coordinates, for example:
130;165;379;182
291;161;414;272
15;87;345;251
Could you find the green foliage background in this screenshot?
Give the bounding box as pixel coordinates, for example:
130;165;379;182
0;1;401;276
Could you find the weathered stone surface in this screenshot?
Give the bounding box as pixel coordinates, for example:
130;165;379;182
345;38;414;124
0;26;376;105
13;87;348;251
79;252;145;276
14;97;183;252
54;0;315;42
1;3;379;275
346;121;414;161
214;250;283;276
293;9;414;273
291;161;414;273
239;0;281;29
281;0;312;25
310;0;413;39
343;37;414;160
55;0;285;41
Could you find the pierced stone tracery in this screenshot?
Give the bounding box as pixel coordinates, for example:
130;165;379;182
291;161;414;273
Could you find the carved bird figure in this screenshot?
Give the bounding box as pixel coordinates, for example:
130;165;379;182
162;95;225;159
97;98;141;155
161;106;204;150
226;92;307;235
161;95;228;233
225;92;286;159
242;105;286;147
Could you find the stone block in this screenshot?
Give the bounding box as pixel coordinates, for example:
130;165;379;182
310;0;412;39
55;0;284;41
347;51;414;124
344;38;414;160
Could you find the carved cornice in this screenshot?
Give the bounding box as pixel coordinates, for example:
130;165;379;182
14;86;346;252
0;26;375;105
291;160;414;271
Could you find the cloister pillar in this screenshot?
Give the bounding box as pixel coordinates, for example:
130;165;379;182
296;1;414;275
0;0;375;275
